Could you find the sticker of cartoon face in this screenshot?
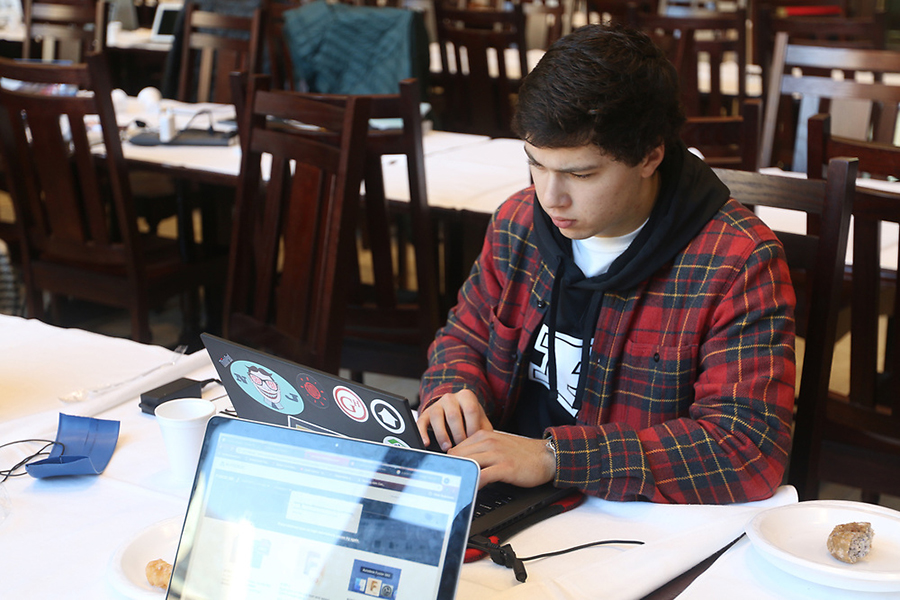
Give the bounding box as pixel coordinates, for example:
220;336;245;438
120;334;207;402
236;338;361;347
248;366;282;409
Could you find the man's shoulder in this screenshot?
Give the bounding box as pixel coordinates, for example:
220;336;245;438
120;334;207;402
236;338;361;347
707;197;782;246
494;186;536;223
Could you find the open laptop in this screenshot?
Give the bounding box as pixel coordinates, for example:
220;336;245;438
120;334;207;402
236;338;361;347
150;2;183;43
166;416;479;600
201;333;578;538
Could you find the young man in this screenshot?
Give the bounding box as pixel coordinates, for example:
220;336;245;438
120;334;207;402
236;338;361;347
415;24;796;504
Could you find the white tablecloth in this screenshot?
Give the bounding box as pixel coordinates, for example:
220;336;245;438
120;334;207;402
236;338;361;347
110;96;529;216
3;315;897;599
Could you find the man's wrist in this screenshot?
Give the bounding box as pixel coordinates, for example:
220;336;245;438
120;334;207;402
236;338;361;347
544;436;557;481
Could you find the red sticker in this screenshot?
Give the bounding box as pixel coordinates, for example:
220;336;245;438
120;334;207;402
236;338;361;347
333;386;368;422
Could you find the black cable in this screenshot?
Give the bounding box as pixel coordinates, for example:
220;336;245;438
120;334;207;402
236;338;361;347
518;538;645;562
177;109;215;136
0;439;66;483
468;535;645;583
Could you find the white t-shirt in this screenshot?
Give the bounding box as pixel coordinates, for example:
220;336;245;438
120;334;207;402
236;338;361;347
572;219;647;277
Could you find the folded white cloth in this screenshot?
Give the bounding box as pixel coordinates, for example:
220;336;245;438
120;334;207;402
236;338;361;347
0;315;212;441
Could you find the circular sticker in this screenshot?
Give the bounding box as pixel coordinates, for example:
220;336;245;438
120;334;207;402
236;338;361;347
334;385;368;422
370;399;405;435
229;360;304;415
383;436;409;448
296;374;328;409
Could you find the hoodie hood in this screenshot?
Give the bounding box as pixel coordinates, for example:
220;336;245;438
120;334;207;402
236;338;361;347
527;141;729;415
533;141;730;292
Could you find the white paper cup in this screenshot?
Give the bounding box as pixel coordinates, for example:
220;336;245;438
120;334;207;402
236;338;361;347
155;398;215;485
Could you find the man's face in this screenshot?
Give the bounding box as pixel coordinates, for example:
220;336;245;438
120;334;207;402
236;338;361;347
524;142;664;240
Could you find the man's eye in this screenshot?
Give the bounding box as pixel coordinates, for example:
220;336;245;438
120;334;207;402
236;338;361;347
570;172;591;179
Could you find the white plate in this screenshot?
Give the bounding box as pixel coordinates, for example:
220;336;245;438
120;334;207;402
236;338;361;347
108;516;182;599
746;500;900;592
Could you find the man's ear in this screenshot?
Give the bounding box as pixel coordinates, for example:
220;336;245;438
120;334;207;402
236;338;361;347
641;144;665;178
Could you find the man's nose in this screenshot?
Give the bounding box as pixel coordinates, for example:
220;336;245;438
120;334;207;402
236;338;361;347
541;173;568;207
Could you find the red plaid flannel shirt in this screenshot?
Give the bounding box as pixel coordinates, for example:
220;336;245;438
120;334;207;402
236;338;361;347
420;188;796;504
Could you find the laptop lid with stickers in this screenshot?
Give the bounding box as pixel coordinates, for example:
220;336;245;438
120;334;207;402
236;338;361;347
166;416;479;600
201;333;424;450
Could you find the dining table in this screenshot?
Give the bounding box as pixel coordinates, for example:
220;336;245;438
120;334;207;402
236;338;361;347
2;313;899;599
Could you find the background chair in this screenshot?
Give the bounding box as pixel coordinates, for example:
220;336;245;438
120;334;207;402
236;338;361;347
760;31;900;173
755;9;886;106
262;0;302;91
525;0;575;49
432;0;528;137
681;98;760;170
177;3;264;103
343;79;443;381
713;158;857;504
0;53;224;344
234;75;443;381
22;0;108;62
223;76;371;374
627;5;747;117
801;112;900;503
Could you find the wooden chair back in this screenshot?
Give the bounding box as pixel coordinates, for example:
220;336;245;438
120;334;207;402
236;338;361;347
432;0;528;137
262;0;301;91
346;80;442;379
713;158;857;503
755;10;886;104
802;112;900;502
585;0;645;25
23;0;108;61
337;0;402;6
243;77;442;379
527;0;575;49
681;98;760;170
760;32;900;173
0;53;223;342
627;5;747;117
177;3;264;103
223;75;371;374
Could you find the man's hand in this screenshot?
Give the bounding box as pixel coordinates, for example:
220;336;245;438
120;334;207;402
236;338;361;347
416;389;493;451
449;430;556;489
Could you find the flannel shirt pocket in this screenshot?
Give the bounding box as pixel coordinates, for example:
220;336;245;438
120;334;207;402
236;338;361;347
485;308;520;383
618;341;698;419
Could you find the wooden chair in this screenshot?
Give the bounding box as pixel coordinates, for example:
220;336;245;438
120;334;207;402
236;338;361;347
23;0;108;62
681;98;760;170
755;9;886;106
177;3;264;103
432;0;529;138
526;0;575;49
345;79;442;380
223;75;371;374
584;0;645;25
627;5;747;117
760;32;900;173
801;112;900;503
262;0;301;91
712;158;857;503
235;75;443;380
0;53;225;343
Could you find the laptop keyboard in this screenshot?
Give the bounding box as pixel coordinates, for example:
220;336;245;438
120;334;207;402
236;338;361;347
473;486;515;519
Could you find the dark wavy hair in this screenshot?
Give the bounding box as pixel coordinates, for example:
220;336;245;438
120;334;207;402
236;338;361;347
512;23;685;166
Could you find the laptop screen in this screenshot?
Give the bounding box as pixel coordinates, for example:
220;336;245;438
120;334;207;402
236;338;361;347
167;417;479;600
151;3;182;43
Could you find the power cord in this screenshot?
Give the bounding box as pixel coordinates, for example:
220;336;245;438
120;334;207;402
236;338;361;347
0;439;66;483
467;534;645;583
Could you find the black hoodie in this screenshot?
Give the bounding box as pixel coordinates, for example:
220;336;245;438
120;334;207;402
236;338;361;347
513;142;731;438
